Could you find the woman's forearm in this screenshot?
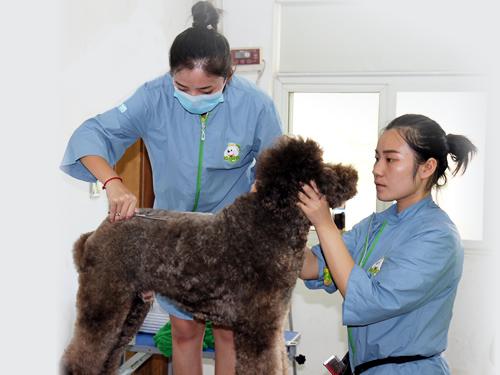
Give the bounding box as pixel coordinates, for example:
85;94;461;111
80;155;119;183
315;223;355;297
300;246;319;280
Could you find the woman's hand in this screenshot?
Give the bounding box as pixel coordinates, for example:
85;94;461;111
104;180;138;222
80;155;138;222
297;181;333;230
298;181;355;297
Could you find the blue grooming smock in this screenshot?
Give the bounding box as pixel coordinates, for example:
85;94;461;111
61;73;283;318
305;196;463;374
61;73;282;212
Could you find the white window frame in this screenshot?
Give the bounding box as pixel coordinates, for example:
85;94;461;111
274;72;488;251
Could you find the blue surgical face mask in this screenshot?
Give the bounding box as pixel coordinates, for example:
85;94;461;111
173;87;225;115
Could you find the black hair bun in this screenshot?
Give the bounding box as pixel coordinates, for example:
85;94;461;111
192;1;219;31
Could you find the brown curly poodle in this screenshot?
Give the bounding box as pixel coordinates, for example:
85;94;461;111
61;135;358;375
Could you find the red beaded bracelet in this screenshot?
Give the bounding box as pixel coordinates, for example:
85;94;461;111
102;176;123;189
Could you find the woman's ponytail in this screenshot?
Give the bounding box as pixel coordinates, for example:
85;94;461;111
446;134;477;176
192;1;220;31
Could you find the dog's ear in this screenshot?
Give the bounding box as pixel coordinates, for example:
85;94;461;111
317;163;358;209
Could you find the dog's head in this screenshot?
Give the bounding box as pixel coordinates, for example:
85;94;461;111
255;135;358;214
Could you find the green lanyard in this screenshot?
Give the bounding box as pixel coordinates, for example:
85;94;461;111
358;220;387;268
347;218;387;359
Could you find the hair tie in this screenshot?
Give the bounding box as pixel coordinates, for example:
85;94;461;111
206;24;213;30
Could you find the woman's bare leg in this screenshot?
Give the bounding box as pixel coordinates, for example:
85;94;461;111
170;315;205;375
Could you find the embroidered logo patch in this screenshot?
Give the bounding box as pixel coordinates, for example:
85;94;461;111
117;103;127;113
368;257;385;276
223;143;240;163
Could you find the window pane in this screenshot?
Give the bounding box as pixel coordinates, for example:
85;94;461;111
396;92;486;241
291;93;380;229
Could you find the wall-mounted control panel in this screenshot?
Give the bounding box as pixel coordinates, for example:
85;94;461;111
230;48;261;65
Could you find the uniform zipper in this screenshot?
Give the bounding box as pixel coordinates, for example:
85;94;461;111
192;113;209;211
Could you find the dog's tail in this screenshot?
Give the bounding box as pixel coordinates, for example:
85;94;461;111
73;231;93;273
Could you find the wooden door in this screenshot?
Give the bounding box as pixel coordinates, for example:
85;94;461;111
115;139;155;208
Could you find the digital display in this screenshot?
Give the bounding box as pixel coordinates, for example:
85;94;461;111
235;51;251;59
231;48;260;65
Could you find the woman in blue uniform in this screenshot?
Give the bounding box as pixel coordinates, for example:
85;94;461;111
60;2;282;374
298;114;476;374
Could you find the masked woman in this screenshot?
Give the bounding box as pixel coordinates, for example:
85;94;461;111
299;114;476;374
60;2;282;374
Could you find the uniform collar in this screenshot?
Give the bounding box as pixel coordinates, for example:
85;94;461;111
375;194;434;225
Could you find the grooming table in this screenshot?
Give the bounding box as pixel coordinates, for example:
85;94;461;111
119;330;301;374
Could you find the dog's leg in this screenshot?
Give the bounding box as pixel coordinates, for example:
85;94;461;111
279;331;288;375
61;272;135;375
233;327;287;375
99;295;152;375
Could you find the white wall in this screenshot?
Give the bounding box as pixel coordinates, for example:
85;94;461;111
222;0;277;95
1;1;62;373
278;0;495;74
